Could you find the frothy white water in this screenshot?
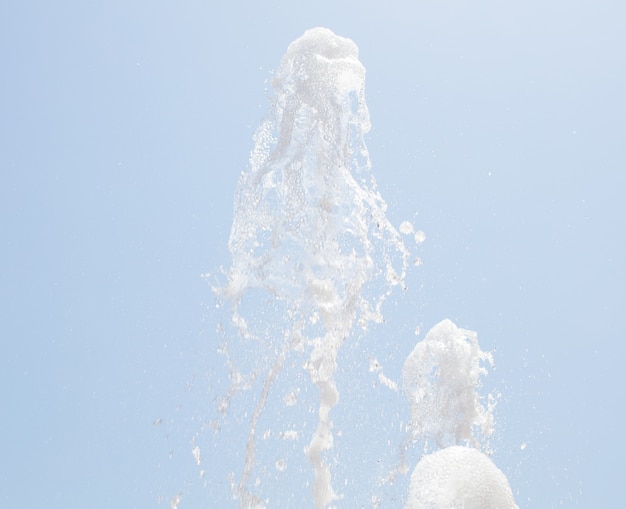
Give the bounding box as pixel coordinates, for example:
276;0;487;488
405;446;518;509
218;27;408;508
402;319;496;452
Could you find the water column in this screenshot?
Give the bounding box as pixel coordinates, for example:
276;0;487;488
219;27;408;507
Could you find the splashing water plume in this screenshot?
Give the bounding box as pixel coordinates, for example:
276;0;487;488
402;319;496;452
212;27;518;509
219;27;408;507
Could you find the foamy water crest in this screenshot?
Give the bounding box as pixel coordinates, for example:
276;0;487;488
403;319;496;452
206;27;518;509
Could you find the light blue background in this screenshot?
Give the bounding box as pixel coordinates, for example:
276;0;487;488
1;1;624;507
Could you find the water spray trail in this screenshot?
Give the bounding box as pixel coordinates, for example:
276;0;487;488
219;27;408;507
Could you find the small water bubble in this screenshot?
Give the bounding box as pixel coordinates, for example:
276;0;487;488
414;231;426;244
399;221;414;235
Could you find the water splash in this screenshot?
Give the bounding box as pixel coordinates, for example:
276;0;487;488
402;319;496;452
218;27;409;507
208;26;519;509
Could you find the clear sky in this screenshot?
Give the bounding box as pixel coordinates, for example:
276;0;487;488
1;1;624;507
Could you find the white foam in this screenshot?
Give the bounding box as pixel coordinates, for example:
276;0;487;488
403;319;495;451
405;446;518;509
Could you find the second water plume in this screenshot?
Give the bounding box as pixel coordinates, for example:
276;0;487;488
402;319;496;452
220;27;409;507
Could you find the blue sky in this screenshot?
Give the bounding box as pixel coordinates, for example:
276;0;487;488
1;1;625;507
